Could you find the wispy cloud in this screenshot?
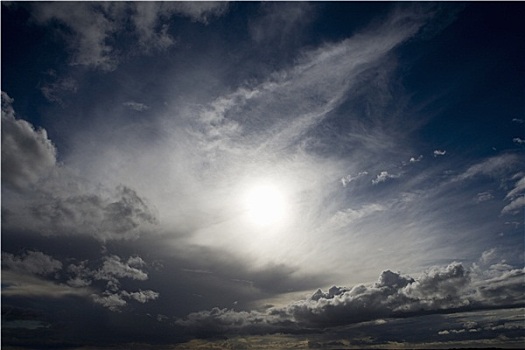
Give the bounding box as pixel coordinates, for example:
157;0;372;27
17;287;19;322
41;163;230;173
123;101;150;112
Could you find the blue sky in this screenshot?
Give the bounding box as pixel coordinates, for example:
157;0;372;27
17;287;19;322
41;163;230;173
2;2;524;349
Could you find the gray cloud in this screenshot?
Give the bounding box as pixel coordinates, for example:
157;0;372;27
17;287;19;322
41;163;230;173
40;73;78;104
1;92;57;190
2;250;62;276
17;185;158;241
176;260;524;335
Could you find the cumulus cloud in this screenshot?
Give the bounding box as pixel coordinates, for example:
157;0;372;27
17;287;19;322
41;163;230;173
123;101;150;111
433;149;446;157
176;259;524;335
94;255;149;284
1;91;57;190
372;171;399;184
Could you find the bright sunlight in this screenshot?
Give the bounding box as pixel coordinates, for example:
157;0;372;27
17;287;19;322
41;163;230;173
243;182;287;227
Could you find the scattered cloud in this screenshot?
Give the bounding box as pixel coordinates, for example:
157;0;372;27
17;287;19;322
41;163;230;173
409;155;423;163
511;118;523;123
433;149;446;157
512;137;524;144
341;171;368;187
372;171;399;184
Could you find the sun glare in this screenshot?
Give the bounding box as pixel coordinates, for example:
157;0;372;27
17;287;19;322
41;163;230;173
243;183;287;227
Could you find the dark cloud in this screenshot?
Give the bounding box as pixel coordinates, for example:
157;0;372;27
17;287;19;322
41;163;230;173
2;250;62;276
6;185;158;241
176;261;524;336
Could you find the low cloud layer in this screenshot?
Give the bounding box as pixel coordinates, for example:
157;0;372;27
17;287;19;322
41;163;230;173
177;259;524;335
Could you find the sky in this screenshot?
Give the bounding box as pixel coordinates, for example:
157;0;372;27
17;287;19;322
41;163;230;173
1;2;524;349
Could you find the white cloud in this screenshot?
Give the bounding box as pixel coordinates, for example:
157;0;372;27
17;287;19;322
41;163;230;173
433;149;446;157
409;155;423;163
513;137;525;144
341;171;368;187
1;92;57;190
372;171;399;184
512;118;523;123
121;289;160;303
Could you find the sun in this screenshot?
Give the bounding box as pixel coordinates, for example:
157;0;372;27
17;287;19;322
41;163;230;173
243;182;287;227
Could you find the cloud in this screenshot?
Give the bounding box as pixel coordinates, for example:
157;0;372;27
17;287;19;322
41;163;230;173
176;258;524;335
409;155;423;163
475;191;493;203
40;73;78;104
512;118;523;123
30;2;229;70
94;255;149;284
92;289;159;311
433;149;446;157
18;185;158;241
123;101;150;112
501;175;525;215
249;2;315;46
372;171;399;184
513;137;524;144
455;154;519;181
2;251;62;276
1;270;91;298
341;171;368;187
1;92;57;190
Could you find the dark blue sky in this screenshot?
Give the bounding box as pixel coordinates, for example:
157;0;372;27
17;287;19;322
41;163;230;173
2;2;524;349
